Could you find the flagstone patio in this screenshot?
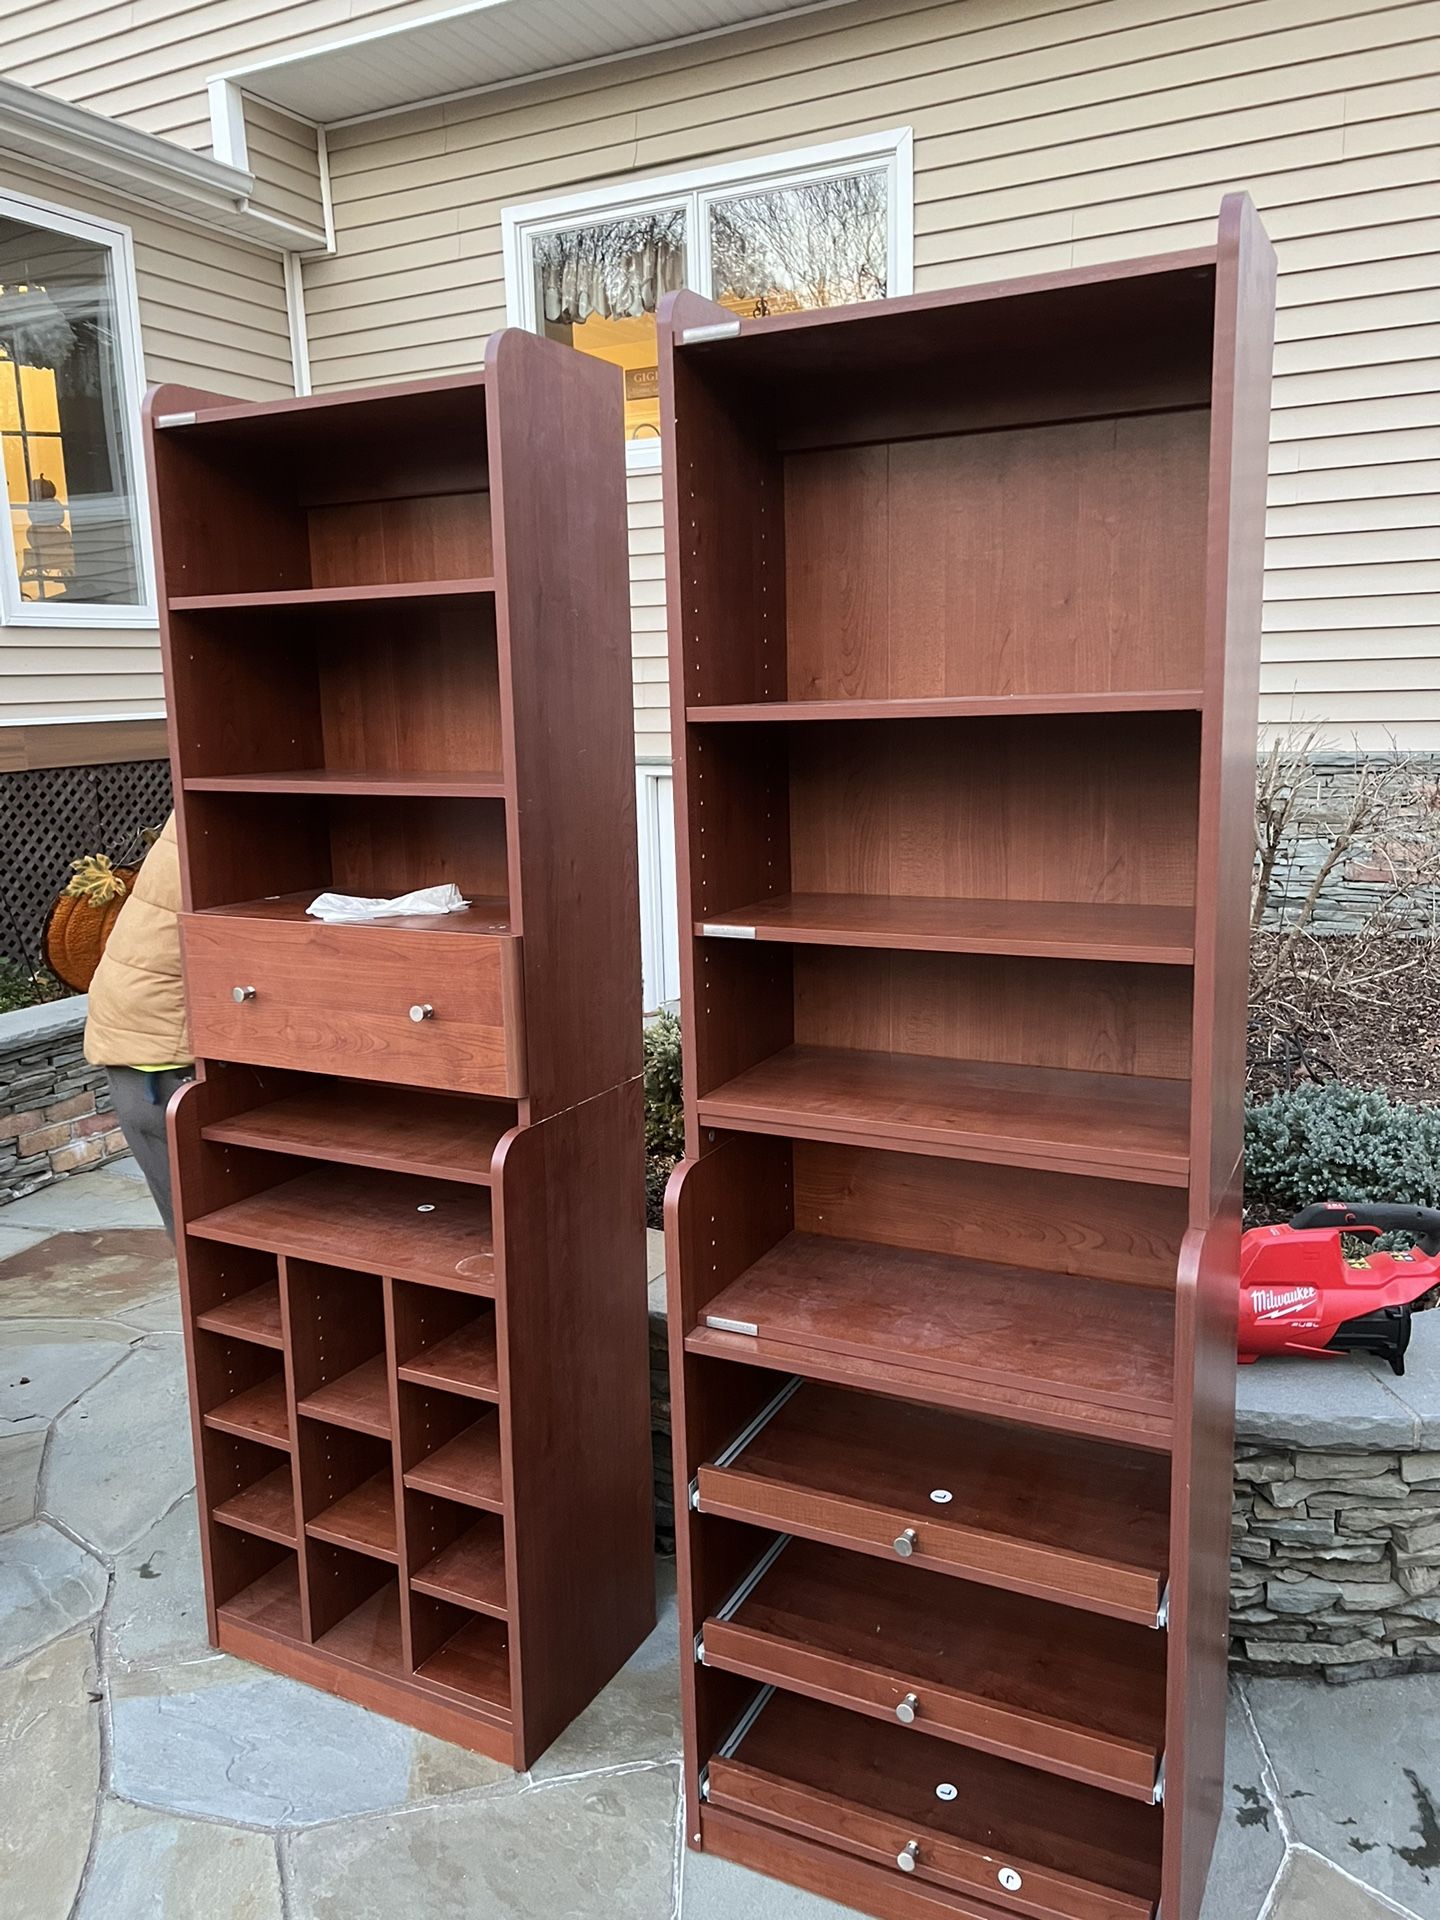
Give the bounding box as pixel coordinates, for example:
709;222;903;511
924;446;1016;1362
1;1158;1436;1920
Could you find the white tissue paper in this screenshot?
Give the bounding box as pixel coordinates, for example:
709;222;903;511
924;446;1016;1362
306;884;470;923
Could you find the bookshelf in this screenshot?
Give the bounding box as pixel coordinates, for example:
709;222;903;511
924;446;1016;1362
147;338;654;1768
662;197;1274;1919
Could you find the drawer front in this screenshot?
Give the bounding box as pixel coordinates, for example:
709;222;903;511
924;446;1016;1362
696;1466;1163;1623
708;1759;1154;1920
701;1619;1160;1801
183;915;525;1096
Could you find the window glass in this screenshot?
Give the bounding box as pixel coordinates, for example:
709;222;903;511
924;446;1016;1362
533;208;686;448
708;168;889;317
0;215;143;607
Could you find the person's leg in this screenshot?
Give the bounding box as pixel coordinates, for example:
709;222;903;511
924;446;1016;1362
105;1067;191;1240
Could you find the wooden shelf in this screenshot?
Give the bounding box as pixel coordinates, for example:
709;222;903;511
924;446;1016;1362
687;690;1203;724
203;1087;509;1188
698;893;1195;964
307;1472;398;1561
190;1166;495;1291
195;1281;284;1348
686;1231;1174;1450
169;578;495;612
412;1523;508;1616
404;1418;504;1511
317;1580;407;1677
702;1538;1166;1800
213;1467;297;1546
203;1375;291;1450
193;892;511;936
216;1557;304;1639
697;1381;1170;1624
697;1045;1191;1183
183;770;505;799
417;1614;512;1711
299;1356;392;1437
709;1690;1162;1919
397;1319;500;1400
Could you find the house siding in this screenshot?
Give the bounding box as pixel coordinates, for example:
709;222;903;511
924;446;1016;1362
302;0;1440;749
243;99;327;238
0;159;294;726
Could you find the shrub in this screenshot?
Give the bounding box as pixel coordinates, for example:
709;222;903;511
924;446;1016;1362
1245;1080;1440;1224
643;1010;684;1163
0;958;67;1014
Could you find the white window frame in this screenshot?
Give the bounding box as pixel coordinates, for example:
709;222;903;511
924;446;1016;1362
502;128;914;474
0;188;156;629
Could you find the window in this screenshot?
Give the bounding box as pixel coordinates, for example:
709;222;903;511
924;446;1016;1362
0;194;152;625
504;131;912;466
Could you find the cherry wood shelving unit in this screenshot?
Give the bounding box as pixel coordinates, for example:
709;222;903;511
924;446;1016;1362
146;339;655;1767
661;197;1275;1920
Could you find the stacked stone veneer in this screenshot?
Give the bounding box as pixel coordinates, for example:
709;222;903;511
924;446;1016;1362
1257;750;1440;935
0;998;125;1205
1231;1346;1440;1679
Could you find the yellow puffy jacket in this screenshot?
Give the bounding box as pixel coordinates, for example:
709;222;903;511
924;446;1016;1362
83;811;192;1068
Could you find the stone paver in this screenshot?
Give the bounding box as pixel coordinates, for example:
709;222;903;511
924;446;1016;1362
0;1520;107;1665
0;1222;56;1258
104;1493;211;1674
0;1631;101;1920
530;1560;681;1782
1200;1686;1289;1919
0;1430;46;1530
1250;1668;1440;1918
110;1662;511;1826
1;1329;137;1433
0;1227;174;1319
75;1799;284;1920
45;1336;194;1555
0;1163;162;1233
286;1764;679;1919
1237;1352;1422;1451
1269;1847;1426;1919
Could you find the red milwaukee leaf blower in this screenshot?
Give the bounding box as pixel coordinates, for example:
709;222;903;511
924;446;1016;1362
1239;1202;1440;1376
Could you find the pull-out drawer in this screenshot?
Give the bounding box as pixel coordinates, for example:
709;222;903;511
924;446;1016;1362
707;1689;1161;1920
694;1381;1169;1625
183;912;525;1096
701;1537;1166;1802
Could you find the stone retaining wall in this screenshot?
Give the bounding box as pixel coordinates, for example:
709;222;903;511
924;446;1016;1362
1258;750;1440;935
0;998;126;1206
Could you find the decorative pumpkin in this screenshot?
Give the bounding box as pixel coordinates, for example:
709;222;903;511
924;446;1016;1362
43;853;139;991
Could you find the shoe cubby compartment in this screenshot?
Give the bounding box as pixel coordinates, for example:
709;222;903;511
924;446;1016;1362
207;1430;298;1548
300;1425;396;1562
308;1542;404;1669
393;1282;499;1401
407;1496;507;1618
399;1383;503;1512
410;1592;512;1716
189;1242;284;1347
707;1689;1163;1920
214;1543;304;1641
196;1329;291;1452
289;1263;389;1434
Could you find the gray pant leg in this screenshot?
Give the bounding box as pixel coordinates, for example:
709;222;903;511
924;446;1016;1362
106;1067;191;1240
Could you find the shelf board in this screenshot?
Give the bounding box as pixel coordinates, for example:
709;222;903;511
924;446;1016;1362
195;1280;284;1348
404;1418;504;1512
193;892;511;936
698;893;1195;965
411;1523;508;1616
687;690;1203;724
687;1231;1174;1451
696;1045;1190;1185
307;1472;398;1561
169;578;495;612
190;1166;495;1291
316;1580;406;1678
298;1355;393;1437
703;1537;1166;1801
698;1381;1170;1625
203;1375;291;1450
216;1557;304;1640
416;1613;512;1712
203;1087;508;1188
397;1317;500;1400
212;1467;298;1546
183;769;505;799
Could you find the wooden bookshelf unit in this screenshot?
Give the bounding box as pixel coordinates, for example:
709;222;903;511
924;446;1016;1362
661;197;1275;1920
147;337;654;1768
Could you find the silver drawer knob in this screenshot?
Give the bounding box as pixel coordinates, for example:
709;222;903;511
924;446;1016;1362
895;1692;919;1724
409;1004;434;1022
897;1841;921;1874
893;1527;917;1557
231;985;255;1003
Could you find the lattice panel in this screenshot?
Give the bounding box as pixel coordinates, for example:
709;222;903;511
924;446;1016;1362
0;759;172;970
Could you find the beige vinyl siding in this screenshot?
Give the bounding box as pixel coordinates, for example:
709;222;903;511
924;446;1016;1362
243;99;327;238
307;0;1440;748
0;159;293;727
628;469;670;760
2;0;467;152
